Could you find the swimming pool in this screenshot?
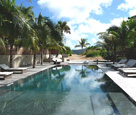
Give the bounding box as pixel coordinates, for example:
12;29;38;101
0;65;136;115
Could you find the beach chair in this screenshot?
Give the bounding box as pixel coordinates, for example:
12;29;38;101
119;69;136;77
0;64;27;74
0;72;13;80
106;59;127;67
112;59;136;70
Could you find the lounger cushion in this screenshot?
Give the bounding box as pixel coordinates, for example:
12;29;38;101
118;59;127;64
120;69;136;74
8;68;27;70
0;72;13;76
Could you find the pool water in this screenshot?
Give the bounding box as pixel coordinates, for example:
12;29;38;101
0;65;136;115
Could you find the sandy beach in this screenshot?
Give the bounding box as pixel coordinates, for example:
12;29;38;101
69;54;104;60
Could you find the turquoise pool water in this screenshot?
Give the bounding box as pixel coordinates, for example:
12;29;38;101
0;65;136;115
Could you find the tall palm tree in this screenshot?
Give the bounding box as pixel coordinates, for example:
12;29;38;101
0;0;34;67
97;32;118;62
75;38;90;55
34;13;63;65
47;38;65;63
56;21;71;37
55;21;71;56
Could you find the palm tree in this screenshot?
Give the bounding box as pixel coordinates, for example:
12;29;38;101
55;21;71;56
47;38;65;62
97;32;118;62
34;13;63;65
56;21;71;37
75;38;90;55
17;3;39;68
108;21;136;58
0;0;34;67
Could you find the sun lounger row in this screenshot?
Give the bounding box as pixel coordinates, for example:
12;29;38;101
106;59;136;77
0;64;27;80
0;64;27;74
0;72;13;80
112;59;136;70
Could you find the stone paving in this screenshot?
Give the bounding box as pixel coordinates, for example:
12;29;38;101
98;62;136;103
0;62;55;86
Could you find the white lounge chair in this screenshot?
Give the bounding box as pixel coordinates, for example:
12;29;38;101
0;72;13;80
0;64;27;74
112;59;136;70
119;69;136;77
118;59;128;64
106;59;127;67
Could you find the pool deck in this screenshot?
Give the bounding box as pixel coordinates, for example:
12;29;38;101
0;62;55;87
97;62;136;103
0;60;136;103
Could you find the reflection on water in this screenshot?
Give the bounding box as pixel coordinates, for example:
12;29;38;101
0;65;136;115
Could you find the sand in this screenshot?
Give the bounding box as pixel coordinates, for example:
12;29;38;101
69;54;104;60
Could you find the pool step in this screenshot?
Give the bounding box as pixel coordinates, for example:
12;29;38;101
90;93;115;115
108;92;136;115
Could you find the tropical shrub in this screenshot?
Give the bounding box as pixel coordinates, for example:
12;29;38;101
86;50;100;57
61;46;73;56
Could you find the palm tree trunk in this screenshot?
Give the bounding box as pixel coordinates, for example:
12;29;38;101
9;44;13;68
49;49;51;63
41;49;43;65
33;53;36;68
82;47;83;56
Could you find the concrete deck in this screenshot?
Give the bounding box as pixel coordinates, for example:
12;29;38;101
0;62;55;86
98;62;136;103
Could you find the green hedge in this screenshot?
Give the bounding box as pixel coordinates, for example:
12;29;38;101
86;50;100;57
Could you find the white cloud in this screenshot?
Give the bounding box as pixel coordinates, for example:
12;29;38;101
65;17;127;49
110;17;128;26
92;38;97;44
129;9;136;16
117;0;136;16
37;0;129;49
38;0;112;22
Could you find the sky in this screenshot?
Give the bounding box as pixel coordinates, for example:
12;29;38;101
16;0;136;49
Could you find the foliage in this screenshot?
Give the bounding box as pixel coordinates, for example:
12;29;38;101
60;46;73;56
0;0;70;68
86;46;101;50
97;18;136;61
75;38;90;55
86;50;100;57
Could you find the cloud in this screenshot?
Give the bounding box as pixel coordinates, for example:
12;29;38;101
92;38;97;44
38;0;112;22
37;0;129;49
65;17;127;49
110;17;128;26
117;0;136;16
129;9;136;16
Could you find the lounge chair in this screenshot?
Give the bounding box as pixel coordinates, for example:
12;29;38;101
0;64;27;74
0;72;13;80
106;59;127;67
52;58;62;64
119;69;136;77
112;59;136;70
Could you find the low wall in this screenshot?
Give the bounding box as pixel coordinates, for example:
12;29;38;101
0;55;49;68
0;54;67;67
